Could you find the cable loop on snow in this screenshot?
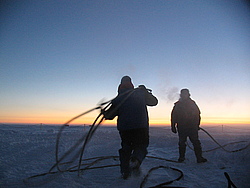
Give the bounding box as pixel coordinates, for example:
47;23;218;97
52;88;137;176
224;172;237;188
23;92;249;187
140;166;184;188
186;127;250;153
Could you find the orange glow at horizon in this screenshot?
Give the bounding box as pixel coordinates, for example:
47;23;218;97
1;105;249;126
0;115;98;125
1;116;249;126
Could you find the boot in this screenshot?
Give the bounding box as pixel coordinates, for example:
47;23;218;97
119;149;131;179
194;146;207;163
121;172;130;180
197;157;207;163
129;157;140;170
129;157;141;176
178;146;186;162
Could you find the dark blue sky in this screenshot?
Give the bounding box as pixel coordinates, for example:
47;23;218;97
1;0;250;124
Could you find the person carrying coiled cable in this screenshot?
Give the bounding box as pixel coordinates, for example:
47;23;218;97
103;76;158;179
171;88;207;163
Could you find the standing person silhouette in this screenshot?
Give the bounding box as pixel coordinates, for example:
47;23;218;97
171;89;207;163
103;76;158;179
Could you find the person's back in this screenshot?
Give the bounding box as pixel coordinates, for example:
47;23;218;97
104;76;158;179
171;88;207;163
113;87;156;131
172;97;200;129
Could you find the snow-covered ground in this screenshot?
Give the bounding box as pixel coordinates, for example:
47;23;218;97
1;124;249;188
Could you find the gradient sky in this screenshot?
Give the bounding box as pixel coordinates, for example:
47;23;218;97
1;0;250;126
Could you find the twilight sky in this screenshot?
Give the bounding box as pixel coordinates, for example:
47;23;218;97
1;0;250;125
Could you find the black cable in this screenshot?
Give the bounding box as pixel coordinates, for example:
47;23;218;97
77;113;104;175
25;124;249;187
224;172;237;188
200;127;250;152
24;90;249;187
140;166;184;188
49;125;88;173
24;123;250;187
146;156;179;163
24;155;183;187
51;96;115;173
52;106;103;172
76;88;138;175
186;127;250;153
49;88;138;175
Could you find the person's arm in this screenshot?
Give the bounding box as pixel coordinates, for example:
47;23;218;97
139;85;158;106
193;101;201;130
102;103;118;120
171;105;177;133
146;93;158;106
197;107;201;130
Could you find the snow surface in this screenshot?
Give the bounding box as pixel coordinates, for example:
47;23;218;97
0;124;250;188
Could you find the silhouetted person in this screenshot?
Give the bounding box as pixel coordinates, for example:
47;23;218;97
103;76;158;179
171;89;207;163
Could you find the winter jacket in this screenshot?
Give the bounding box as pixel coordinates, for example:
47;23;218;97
171;98;201;130
112;87;158;131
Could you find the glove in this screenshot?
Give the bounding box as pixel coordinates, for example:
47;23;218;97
101;109;105;114
101;106;118;120
171;126;177;133
139;85;152;93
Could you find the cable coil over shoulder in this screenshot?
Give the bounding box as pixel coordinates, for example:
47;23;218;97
23;92;249;187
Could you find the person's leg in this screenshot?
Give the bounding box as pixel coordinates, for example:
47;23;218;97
119;130;132;178
189;129;207;163
131;128;149;166
178;130;187;162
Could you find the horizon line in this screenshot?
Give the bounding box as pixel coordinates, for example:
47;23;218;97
1;122;249;127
